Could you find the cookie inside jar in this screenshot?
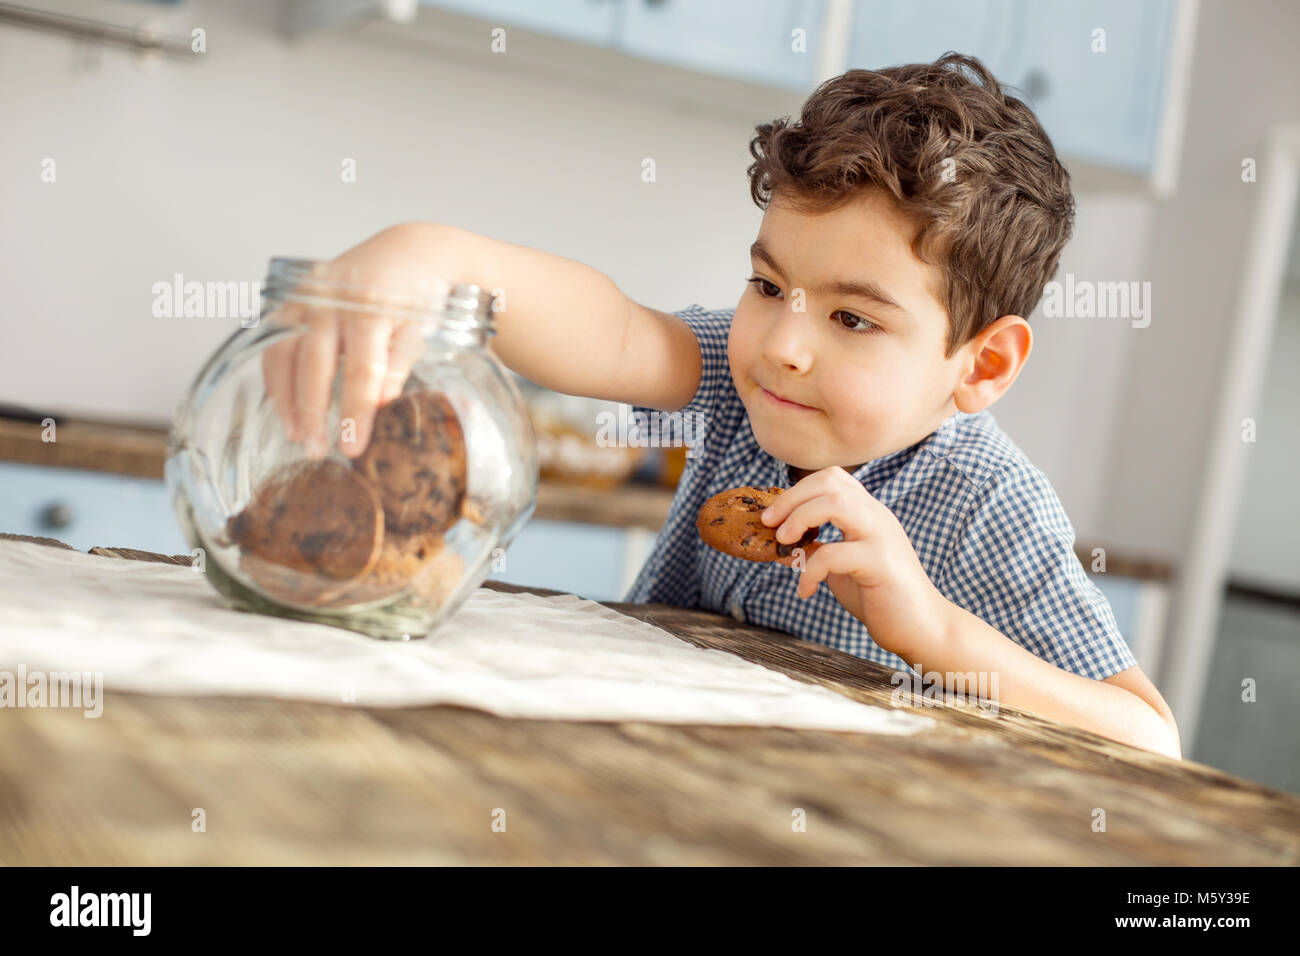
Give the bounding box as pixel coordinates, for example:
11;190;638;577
224;390;472;610
354;390;467;535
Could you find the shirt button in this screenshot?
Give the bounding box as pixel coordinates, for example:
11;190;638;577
728;600;745;622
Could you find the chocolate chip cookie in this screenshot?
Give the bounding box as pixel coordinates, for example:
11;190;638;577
405;545;464;611
226;459;385;606
696;486;818;562
325;528;448;605
353;390;467;535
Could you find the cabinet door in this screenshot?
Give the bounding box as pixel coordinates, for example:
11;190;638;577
848;0;1023;83
618;0;826;91
487;517;631;601
847;0;1176;177
1012;0;1176;176
421;0;622;45
0;463;190;556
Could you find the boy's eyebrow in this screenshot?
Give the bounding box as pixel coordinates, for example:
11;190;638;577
749;240;910;317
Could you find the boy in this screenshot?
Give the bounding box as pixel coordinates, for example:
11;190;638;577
267;53;1181;759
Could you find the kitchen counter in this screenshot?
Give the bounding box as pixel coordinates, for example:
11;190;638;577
0;533;1292;865
0;413;677;533
0;414;1172;578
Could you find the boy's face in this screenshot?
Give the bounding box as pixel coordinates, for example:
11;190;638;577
730;187;967;476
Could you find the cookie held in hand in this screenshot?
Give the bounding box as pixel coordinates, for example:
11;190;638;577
696;486;819;562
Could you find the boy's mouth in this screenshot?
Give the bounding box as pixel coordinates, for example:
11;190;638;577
759;384;817;411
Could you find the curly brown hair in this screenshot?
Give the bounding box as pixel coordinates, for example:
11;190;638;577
747;52;1075;356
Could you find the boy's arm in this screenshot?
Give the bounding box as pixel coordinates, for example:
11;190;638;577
268;222;705;454
604;301;705;413
400;222;702;410
761;466;1182;760
1101;666;1183;754
906;604;1183;759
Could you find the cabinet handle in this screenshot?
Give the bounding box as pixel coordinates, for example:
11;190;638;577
1020;68;1050;103
39;502;75;530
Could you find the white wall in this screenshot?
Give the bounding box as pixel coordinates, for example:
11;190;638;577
992;193;1156;537
7;0;1287;562
2;0;761;410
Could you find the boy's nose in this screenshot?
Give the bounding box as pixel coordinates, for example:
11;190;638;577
762;313;815;373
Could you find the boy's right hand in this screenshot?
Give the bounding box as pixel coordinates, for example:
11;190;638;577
259;220;689;445
261;224;455;459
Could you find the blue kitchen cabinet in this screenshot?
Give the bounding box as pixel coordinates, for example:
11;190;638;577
487;517;638;601
0;461;652;603
1012;0;1176;177
422;0;827;91
0;462;190;555
847;0;1179;177
616;0;826;91
416;0;1182;176
848;0;1024;84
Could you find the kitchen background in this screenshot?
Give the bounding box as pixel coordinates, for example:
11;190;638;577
1;0;1297;791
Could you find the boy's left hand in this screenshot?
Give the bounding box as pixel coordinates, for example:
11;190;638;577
763;466;950;659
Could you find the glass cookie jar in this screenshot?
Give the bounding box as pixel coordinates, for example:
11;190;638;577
165;257;538;639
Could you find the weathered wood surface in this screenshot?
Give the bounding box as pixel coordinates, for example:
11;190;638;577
0;533;1295;865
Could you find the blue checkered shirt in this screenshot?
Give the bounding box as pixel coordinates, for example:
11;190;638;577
623;304;1138;680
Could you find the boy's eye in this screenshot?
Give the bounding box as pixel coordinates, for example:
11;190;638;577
834;310;882;335
747;276;881;335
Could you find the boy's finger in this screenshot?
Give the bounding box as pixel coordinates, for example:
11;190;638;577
338;314;394;458
780;494;872;544
380;318;425;404
293;310;341;457
261;300;309;441
773;539;823;568
761;486;803;526
790;541;847;597
262;337;299;441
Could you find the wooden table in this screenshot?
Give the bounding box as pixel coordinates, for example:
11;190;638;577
1;533;1295;866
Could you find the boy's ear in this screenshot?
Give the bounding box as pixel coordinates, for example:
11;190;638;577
951;315;1032;414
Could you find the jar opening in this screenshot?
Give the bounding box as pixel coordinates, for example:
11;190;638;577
263;257;495;332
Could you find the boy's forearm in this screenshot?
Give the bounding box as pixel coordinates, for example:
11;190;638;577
903;601;1182;759
393;221;634;399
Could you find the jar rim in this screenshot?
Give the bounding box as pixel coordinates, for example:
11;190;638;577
263;257;495;331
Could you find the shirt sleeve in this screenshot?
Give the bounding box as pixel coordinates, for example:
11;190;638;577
629;304;735;465
934;465;1139;681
